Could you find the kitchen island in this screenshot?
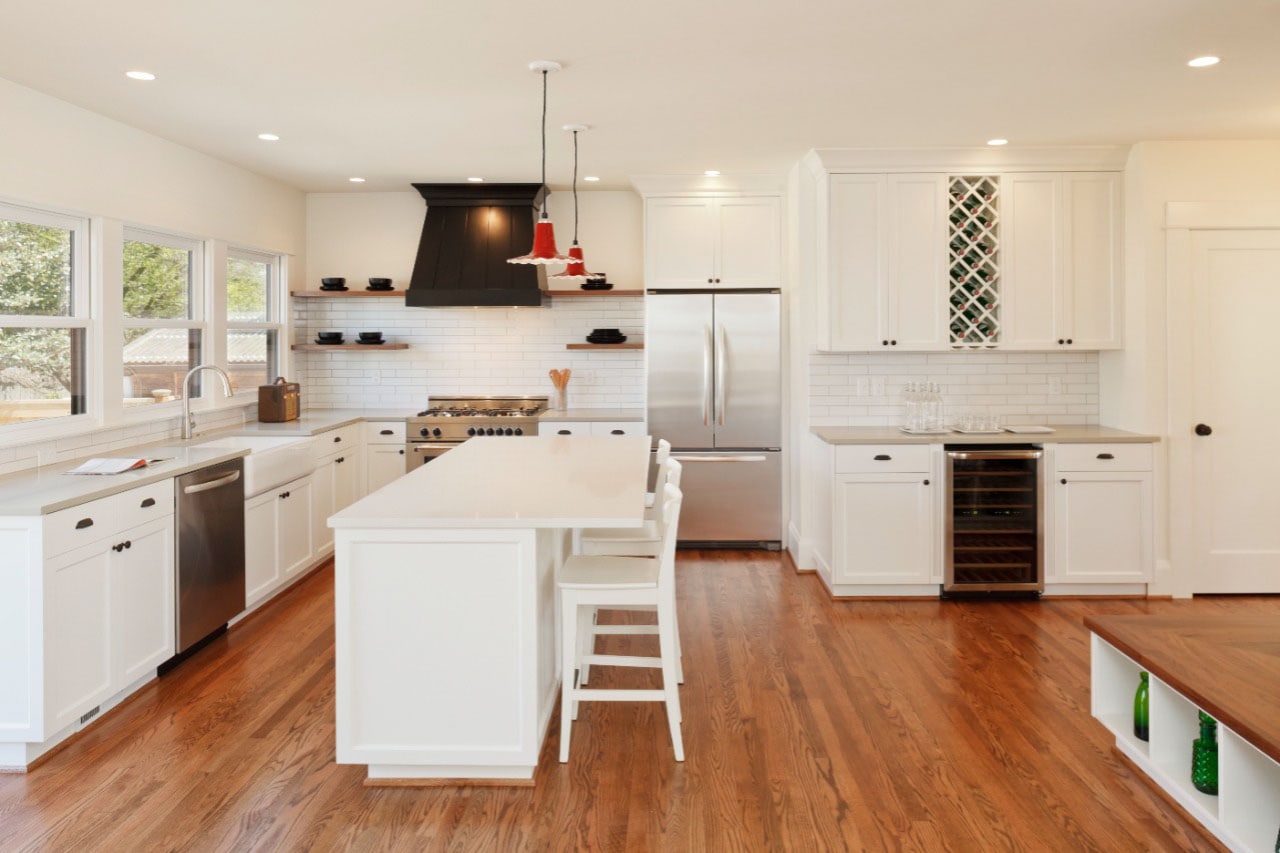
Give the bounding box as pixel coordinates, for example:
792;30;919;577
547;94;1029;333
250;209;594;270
328;435;650;785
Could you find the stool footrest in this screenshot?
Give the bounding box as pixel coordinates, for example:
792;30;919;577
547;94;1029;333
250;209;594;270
582;653;662;669
570;688;665;702
591;625;658;635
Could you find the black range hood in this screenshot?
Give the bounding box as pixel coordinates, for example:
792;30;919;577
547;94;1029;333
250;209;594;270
406;183;548;308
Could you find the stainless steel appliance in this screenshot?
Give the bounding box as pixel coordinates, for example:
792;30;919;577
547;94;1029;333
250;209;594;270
175;458;246;652
944;446;1044;596
406;395;548;468
646;289;782;547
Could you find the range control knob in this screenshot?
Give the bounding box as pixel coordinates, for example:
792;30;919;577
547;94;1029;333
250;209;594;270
514;427;523;435
432;428;442;437
466;427;476;437
504;428;514;436
486;427;496;436
419;427;430;437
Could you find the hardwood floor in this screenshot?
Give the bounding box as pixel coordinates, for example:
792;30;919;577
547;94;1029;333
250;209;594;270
3;553;1266;851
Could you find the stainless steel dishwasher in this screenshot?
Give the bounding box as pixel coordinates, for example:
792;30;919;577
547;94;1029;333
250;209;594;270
175;458;246;653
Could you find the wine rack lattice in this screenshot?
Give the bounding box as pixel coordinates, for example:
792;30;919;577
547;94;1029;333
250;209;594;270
948;176;1000;346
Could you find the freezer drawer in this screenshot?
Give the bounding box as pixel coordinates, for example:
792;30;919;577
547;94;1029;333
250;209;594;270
667;450;781;546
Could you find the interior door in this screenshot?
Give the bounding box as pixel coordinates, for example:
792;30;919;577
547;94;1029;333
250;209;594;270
646;292;716;448
1190;230;1280;592
712;292;780;449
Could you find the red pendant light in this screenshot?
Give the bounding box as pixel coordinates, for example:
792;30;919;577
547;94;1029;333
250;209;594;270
549;124;603;283
508;61;573;265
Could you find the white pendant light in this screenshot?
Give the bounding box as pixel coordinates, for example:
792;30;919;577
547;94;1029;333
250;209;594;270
507;61;573;265
549;124;603;284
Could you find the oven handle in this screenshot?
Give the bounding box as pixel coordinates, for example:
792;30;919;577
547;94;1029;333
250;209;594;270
410;443;458;453
946;449;1042;461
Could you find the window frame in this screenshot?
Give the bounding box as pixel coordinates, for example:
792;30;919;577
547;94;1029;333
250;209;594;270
224;247;285;398
0;201;93;438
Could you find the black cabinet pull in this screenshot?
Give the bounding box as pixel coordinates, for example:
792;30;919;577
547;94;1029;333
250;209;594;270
1096;452;1115;460
112;543;122;553
890;340;897;346
124;540;132;549
280;491;290;499
1060;478;1067;485
399;449;405;455
873;454;891;461
1066;339;1073;345
610;429;625;435
379;429;394;435
881;340;889;346
1057;339;1065;345
1195;423;1213;436
558;429;571;435
707;278;713;284
923;479;930;486
140;497;156;508
333;436;342;443
75;518;93;529
336;456;345;463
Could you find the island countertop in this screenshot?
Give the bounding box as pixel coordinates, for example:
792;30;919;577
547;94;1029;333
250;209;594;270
329;434;650;530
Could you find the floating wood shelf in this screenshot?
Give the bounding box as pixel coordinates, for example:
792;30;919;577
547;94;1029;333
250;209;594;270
544;289;644;297
565;343;644;350
290;290;404;298
292;343;410;351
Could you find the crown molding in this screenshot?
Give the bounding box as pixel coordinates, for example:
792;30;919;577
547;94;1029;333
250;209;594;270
629;174;787;197
807;146;1130;173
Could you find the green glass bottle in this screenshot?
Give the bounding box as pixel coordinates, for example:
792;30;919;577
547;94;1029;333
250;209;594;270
1191;711;1218;795
1133;672;1149;741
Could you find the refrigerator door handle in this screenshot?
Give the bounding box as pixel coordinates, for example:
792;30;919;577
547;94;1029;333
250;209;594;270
715;323;727;426
671;455;767;463
702;325;713;426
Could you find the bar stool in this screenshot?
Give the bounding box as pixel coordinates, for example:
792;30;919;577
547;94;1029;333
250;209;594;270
559;484;684;762
577;457;682;557
645;439;671;508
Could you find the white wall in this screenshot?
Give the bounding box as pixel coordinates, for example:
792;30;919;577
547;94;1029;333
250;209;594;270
1101;140;1280;591
299;189;645;407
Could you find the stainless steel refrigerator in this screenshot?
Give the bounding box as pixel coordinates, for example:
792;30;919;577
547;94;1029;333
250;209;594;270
645;289;781;547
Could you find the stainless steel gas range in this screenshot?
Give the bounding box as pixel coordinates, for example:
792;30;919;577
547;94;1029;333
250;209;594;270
405;395;548;469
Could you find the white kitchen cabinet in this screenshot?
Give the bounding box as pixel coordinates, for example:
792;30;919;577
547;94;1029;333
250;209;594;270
1051;444;1152;584
1002;172;1122;350
543;420;645;437
645;196;781;290
280;476;315;579
366;445;407;494
817;174;948;351
245;473;315;606
111;515;176;686
831;445;939;585
45;543;113;734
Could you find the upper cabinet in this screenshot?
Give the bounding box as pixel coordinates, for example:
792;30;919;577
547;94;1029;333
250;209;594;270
644;196;781;290
806;148;1126;352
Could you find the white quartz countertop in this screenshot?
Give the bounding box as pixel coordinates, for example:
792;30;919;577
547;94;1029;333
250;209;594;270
236;408;411;436
811;424;1160;445
538;408;645;423
330;435;650;530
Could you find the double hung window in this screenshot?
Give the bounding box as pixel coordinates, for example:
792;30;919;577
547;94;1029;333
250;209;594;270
226;249;281;392
121;229;203;405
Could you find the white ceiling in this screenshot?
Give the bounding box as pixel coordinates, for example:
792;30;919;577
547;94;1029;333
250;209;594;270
1;0;1278;192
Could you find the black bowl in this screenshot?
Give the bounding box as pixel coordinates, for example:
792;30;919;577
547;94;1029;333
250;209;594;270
317;331;344;341
358;332;383;341
368;277;392;286
590;328;621;336
321;277;345;286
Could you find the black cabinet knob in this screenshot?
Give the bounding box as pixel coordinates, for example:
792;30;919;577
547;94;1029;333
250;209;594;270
336;457;345;463
399;449;405;455
1066;339;1073;345
124;540;132;549
923;479;930;486
1060;478;1067;485
1057;339;1065;345
333;436;341;442
882;340;889;346
1195;423;1213;436
890;340;897;346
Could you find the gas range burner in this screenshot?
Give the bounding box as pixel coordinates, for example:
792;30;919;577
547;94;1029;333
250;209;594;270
413;396;550;420
415;406;542;418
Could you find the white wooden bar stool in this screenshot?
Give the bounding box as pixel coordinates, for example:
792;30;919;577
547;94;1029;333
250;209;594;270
644;439;671;508
577;457;681;557
559;484;684;763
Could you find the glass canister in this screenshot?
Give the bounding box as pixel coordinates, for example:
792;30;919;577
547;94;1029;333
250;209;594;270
1191;710;1218;795
1133;672;1149;742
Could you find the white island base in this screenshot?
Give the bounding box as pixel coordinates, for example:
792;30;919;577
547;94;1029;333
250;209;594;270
331;436;649;785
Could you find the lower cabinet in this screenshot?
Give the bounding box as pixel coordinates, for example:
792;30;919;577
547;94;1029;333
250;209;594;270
111;516;176;686
312;446;360;558
833;473;937;585
1050;444;1153;584
245;474;314;607
543;420;646;437
366;445;407;493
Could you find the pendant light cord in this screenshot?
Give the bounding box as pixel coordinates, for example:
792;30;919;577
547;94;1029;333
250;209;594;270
571;130;579;245
539;70;548;219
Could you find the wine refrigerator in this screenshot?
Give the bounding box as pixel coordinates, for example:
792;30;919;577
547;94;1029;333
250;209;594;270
944;447;1044;596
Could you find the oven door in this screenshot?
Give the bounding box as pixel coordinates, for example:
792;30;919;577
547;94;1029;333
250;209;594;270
406;442;457;469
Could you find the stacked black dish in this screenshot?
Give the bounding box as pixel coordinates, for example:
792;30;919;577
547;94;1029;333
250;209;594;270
367;277;393;291
586;327;627;344
316;331;344;345
320;277;348;292
580;275;612;291
357;332;384;345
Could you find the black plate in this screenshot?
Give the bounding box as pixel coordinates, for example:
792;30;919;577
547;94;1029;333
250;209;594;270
356;340;386;345
586;336;627;344
314;339;345;345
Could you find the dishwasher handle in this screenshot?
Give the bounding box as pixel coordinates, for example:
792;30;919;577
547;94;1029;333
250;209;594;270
182;470;241;495
946;449;1043;461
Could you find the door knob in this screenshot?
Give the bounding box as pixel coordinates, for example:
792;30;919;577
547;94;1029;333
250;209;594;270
1195;423;1213;436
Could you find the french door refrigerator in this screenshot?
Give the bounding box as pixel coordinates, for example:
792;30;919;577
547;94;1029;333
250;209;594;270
646;290;781;547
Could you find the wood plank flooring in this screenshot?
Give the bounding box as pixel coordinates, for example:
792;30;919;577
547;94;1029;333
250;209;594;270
3;552;1269;851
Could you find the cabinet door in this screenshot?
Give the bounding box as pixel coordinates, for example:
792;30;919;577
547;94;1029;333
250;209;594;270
332;450;360;512
112;516;175;685
717;197;781;289
1063;173;1122;349
1002;173;1062;349
645;198;716;289
1054;471;1151;583
280;477;314;579
311;460;335;558
822;175;886;351
245;490;281;606
366;445;406;494
590;421;646;437
45;544;113;732
886;175;948;350
833;473;936;584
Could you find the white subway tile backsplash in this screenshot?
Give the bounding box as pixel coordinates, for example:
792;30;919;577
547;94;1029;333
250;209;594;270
809;351;1099;427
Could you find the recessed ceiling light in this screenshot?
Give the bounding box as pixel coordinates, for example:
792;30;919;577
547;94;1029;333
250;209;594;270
584;176;600;182
1188;56;1221;68
125;70;156;81
704;170;721;177
467;177;484;182
987;138;1009;146
348;177;366;183
257;133;280;142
